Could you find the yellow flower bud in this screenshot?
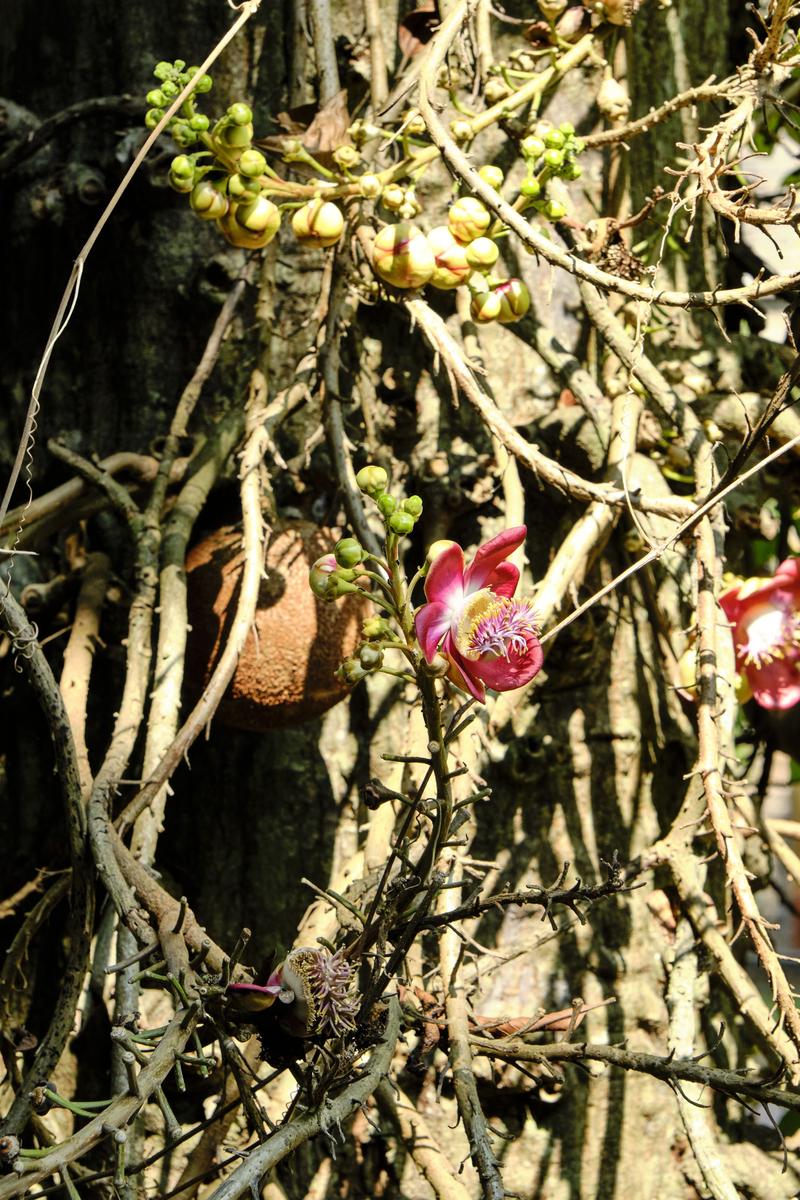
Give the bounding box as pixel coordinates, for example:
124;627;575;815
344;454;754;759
359;173;382;199
427;226;471;290
235;195;282;236
291;199;344;248
450;119;473;143
381;183;405;212
218;201;280;249
190;180;228;220
478;164;504;189
372;223;435;290
465;237;499;271
403;110;427;136
333;144;361;170
448;196;491;244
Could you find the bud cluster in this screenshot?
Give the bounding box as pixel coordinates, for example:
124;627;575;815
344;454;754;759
518;121;584;221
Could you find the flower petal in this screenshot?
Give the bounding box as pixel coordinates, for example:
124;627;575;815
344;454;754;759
484;560;519;598
464;526;526;593
445;643;486;702
425;542;465;607
773;557;800;590
415;601;452;662
468;633;544;692
747;658;800;711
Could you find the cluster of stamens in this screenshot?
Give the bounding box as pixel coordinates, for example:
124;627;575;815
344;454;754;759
457;593;538;661
291;948;358;1037
739;604;800;668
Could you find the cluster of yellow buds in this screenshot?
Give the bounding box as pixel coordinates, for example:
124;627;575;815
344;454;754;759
371;183;530;325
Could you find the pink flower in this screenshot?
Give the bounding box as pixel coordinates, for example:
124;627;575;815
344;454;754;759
720;557;800;711
415;526;543;702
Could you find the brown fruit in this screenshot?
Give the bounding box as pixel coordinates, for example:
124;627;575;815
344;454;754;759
185;520;365;730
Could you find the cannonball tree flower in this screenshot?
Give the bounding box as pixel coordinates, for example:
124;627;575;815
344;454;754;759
415;526;543;702
720;557;800;711
227;948;357;1038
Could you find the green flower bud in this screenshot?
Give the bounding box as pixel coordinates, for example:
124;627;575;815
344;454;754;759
571;138;585;155
376;493;397;517
358;173;382;200
227;174;256;197
173;59;186;72
363;616;392;639
447;196;491;244
359;644;384;670
544;198;567;220
543;147;564;169
402;495;423;517
334;538;364;568
153;61;173;81
194;73;213;94
228;102;253;126
520;135;545;159
337;657;368;686
292;198;345;249
520;176;541;198
562;161;583;181
332;144;361;170
146;88;166;107
219;122;253;150
484;77;511;103
172;125;198;149
161;80;179;98
465;237;499;270
218;205;277;249
544;128;565;149
356;465;388;494
309;553;338;600
189;114;210;132
145;108;165;129
478;164;504;189
190;180;228;220
559;121;575;136
389;511;415;536
372;223;435;289
238;148;267;178
170;154;194;180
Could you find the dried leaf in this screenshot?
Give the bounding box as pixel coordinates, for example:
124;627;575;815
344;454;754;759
398;3;439;59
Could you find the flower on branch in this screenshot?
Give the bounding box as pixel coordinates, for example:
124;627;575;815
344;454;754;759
415;526;543;702
720;557;800;710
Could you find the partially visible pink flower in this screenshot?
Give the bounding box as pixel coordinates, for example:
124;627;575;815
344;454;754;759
415;526;543;703
227;948;357;1038
720;557;800;711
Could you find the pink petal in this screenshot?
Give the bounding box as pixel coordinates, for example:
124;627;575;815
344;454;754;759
425;543;465;607
747;659;800;711
227;981;282;996
484;560;519;598
415;601;453;663
445;642;486;702
468;633;544;692
774;557;800;590
464;526;527;593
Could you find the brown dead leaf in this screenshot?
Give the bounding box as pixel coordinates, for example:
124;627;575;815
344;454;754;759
398;3;440;59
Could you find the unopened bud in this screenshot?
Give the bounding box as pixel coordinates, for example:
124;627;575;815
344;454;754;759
190;180;228;220
372;223;435;289
381;183;405;212
235;195;281;237
470;290;502;324
402;495;423;517
494;278;531;323
238;148;267;178
309;554;339;600
389;511;415;535
597;77;631;121
356;465;388;494
448;196;491;244
478;164;504;189
450;119;473;143
228;102;253;126
337;657;368;686
359;644;384;670
334;538;364;568
333;144;361;170
291;198;344;248
359;173;382;199
465;237;499;270
427;226;471;290
363;616;392;639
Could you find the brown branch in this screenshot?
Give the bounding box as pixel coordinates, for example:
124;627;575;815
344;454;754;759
583;79;736;148
376;1080;473;1200
0;1007;199;1198
0;94;140;174
59;551;111;798
0;591;94;1137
